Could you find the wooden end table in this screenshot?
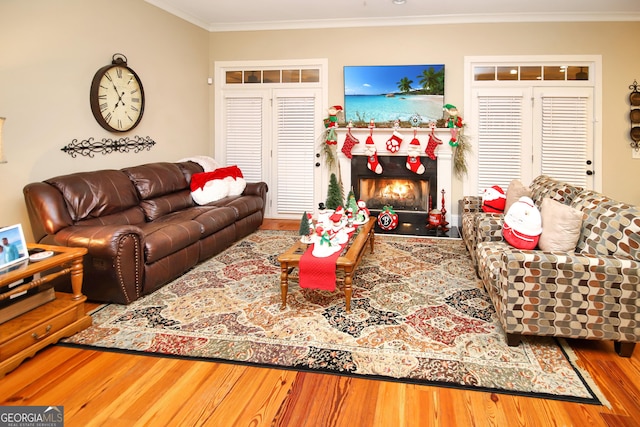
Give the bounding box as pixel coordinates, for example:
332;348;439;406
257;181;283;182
277;216;376;313
0;244;91;377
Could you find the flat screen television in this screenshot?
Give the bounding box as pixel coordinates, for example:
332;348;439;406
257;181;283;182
343;64;445;127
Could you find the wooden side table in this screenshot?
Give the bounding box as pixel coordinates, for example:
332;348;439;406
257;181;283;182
0;244;92;377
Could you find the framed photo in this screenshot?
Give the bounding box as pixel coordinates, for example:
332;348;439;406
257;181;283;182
344;64;445;127
0;224;29;270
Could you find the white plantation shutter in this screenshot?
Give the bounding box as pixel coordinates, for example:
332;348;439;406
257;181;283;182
537;90;591;188
274;95;316;215
475;89;528;194
223;95;264;183
470;87;594;195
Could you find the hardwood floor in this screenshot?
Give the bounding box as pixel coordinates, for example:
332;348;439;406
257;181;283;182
1;219;639;426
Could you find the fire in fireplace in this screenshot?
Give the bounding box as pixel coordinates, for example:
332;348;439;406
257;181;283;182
359;178;429;211
350;155;437;213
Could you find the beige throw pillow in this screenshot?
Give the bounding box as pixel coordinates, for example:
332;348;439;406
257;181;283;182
538;198;583;252
504;179;531;214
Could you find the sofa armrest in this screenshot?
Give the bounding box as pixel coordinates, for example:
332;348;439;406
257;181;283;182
461;195;483;214
475;215;505;244
500;249;640;341
243;182;269;200
53;224;144;259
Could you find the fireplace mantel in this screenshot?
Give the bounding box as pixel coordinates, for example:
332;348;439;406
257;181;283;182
335;127;453;223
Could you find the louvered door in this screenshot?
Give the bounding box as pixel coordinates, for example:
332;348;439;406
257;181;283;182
220;89;321;218
223;94;266;184
469;86;594;195
272;90;320;217
533;87;593;188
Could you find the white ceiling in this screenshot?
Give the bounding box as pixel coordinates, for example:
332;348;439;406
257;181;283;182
145;0;640;32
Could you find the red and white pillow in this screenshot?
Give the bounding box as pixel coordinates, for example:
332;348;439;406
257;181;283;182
190;165;246;205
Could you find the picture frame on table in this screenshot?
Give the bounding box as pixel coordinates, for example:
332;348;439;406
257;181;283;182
0;224;29;271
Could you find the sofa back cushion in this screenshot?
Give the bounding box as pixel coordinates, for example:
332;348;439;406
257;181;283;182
528;175;583;209
122;162;189;199
122;162;194;221
571;190;640;260
46;170;140;222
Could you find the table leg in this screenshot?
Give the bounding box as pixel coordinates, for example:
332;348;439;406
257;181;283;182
280;264;289;310
344;271;353;313
70;256;84;300
369;229;375;254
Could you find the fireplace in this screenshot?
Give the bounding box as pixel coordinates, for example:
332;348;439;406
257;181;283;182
352;155;436;211
350;155;457;237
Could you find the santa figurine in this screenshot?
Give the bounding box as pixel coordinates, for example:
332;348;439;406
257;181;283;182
355;199;370;224
406;138;425;174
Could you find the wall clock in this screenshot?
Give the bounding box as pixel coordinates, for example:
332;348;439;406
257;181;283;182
90;53;145;132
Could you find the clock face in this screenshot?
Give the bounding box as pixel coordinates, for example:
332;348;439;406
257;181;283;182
90;64;145;132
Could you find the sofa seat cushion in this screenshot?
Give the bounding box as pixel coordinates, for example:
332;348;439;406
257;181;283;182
213;195;264;219
139;219;202;263
191;206;237;236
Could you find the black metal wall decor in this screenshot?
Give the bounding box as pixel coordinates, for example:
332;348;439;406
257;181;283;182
629;80;640;150
61;135;156;158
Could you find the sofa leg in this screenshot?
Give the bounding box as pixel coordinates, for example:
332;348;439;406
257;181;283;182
614;341;635;358
506;333;521;347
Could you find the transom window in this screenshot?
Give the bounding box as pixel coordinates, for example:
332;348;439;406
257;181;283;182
225;68;320;84
474;64;590;81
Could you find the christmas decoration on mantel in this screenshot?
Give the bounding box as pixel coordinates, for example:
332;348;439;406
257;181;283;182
61;135;156;158
443;103;470;179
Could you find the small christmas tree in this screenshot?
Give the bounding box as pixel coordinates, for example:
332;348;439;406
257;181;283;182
299;211;311;236
325;173;343;211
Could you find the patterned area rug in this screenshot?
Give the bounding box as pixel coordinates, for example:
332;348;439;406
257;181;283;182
62;230;602;404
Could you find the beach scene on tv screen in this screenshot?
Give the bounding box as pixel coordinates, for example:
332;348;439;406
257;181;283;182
344;64;445;126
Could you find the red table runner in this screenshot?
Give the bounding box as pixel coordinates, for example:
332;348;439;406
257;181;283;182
298;230;354;291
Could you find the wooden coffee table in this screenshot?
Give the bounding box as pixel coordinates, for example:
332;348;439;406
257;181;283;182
277;216;376;313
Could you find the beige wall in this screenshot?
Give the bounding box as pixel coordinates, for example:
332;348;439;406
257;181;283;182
0;0;210;239
1;2;639;240
210;21;640;211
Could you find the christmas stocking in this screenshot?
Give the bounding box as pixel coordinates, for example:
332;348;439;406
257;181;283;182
425;132;443;160
365;136;383;174
385;130;403;153
341;129;359;159
406;138;425;174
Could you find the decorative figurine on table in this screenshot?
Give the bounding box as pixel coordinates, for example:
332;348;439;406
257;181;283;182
443;104;463;147
355;200;370;225
299;211;314;243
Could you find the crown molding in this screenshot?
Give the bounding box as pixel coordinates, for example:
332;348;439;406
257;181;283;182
208;12;640;32
145;0;640;33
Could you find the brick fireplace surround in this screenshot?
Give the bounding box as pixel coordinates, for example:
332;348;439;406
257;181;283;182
336;128;456;237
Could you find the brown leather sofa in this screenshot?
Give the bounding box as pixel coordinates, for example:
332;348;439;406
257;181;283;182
23;161;268;304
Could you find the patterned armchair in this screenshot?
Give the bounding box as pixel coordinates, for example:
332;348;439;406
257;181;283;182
473;186;640;357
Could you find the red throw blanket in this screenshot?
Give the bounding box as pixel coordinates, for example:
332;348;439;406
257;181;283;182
299;230;353;291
